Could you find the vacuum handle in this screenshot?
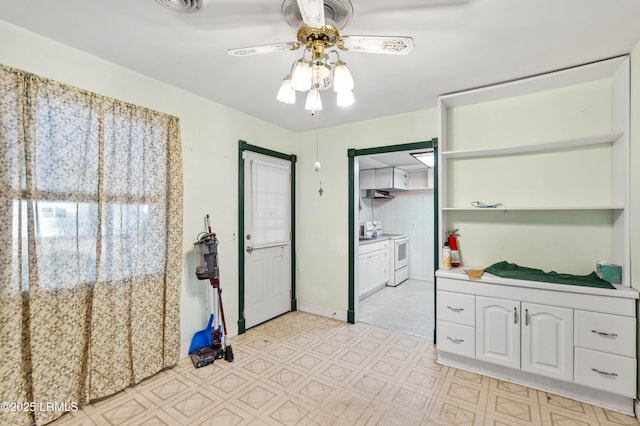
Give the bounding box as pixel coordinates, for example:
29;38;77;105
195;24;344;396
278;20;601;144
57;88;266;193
206;214;212;234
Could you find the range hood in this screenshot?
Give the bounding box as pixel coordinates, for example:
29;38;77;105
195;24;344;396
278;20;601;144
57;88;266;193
363;189;395;200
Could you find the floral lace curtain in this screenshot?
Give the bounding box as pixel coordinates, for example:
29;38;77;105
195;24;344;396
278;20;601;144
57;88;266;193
0;64;183;426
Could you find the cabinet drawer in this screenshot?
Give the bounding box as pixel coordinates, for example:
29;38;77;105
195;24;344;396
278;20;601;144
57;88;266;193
574;310;635;357
437;291;475;326
574;347;636;398
437;321;475;358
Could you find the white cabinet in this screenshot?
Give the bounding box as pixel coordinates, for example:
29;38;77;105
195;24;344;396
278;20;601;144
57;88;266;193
437;291;475;357
358;239;391;300
358;250;380;299
359;169;376;190
521;302;573;382
376;167;408;191
360;167;409;191
573;310;637;397
476;296;520;369
436;272;638;415
475;297;573;381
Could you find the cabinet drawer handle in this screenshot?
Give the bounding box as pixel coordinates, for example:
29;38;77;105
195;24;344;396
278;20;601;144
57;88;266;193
591;368;618;377
446;306;464;312
514;307;518;324
446;336;464;344
525;309;529;326
591;330;618;338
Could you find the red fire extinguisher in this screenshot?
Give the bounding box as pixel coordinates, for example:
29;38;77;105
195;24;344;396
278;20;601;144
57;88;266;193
448;229;461;267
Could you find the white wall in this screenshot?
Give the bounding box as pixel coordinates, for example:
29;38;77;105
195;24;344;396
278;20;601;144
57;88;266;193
0;20;296;357
294;110;439;316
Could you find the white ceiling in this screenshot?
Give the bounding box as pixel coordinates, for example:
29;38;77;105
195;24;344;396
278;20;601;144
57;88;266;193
1;0;640;133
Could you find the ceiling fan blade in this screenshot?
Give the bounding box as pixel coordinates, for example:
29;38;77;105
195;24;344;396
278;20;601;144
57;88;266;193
296;0;325;29
227;42;301;57
338;35;415;55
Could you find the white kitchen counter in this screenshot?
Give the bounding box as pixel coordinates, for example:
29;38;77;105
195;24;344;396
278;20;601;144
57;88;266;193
436;267;638;300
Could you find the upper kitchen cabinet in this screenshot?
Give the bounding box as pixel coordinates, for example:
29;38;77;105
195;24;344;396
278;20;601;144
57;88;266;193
361;167;409;191
438;56;630;285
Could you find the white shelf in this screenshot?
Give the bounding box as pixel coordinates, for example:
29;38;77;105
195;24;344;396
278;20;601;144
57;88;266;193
442;206;625;211
441;131;623;159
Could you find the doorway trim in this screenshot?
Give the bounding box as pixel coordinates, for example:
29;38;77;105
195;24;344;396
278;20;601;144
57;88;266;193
238;140;297;334
347;138;438;326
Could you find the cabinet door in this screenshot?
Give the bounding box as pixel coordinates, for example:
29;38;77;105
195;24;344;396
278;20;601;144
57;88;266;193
358;252;380;297
521;302;573;382
375;167;393;188
360;169;376;190
393;168;409;190
476;296;520;369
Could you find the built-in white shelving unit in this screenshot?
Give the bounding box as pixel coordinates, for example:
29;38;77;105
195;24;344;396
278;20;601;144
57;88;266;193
437;55;630;285
435;56;637;416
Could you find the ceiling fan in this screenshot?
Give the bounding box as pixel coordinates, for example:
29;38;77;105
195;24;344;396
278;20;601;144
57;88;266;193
227;0;415;113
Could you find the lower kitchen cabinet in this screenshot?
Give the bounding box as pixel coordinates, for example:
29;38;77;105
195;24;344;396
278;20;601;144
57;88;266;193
358;239;391;300
521;302;573;381
476;296;520;369
436;269;639;415
475;297;573;381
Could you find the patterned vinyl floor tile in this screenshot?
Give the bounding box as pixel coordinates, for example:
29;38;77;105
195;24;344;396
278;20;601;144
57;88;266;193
49;311;640;426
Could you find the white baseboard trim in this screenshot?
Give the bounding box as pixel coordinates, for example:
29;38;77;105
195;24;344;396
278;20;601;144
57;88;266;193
438;351;635;416
297;302;348;322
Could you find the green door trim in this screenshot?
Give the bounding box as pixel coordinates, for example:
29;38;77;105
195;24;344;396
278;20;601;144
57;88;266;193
347;138;438;326
238;140;297;334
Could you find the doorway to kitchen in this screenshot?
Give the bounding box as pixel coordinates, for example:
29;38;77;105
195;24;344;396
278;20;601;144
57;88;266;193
347;139;438;341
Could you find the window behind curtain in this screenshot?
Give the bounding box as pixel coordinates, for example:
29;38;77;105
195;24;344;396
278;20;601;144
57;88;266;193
0;64;183;426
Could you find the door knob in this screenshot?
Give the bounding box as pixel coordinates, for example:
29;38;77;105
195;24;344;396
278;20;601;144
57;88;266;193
246;246;254;254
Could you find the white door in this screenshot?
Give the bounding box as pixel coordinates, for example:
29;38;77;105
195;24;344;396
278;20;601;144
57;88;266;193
244;151;291;329
521;302;573;382
476;296;520;369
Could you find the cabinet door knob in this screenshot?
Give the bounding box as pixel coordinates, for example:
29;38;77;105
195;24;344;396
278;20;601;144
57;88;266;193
446;306;464;312
446;336;464;344
591;368;618;377
591;330;618;338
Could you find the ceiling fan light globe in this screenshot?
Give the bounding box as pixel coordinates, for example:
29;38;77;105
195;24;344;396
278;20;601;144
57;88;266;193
277;77;296;104
311;62;331;87
333;61;354;92
336;89;355;107
291;60;312;91
305;88;323;112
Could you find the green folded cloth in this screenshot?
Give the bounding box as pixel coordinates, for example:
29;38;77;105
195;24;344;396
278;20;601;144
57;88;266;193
484;261;615;289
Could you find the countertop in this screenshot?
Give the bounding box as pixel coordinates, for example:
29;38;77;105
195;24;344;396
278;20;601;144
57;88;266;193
436;267;639;299
358;235;394;245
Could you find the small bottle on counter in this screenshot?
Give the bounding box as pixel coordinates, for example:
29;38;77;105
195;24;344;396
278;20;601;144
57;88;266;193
442;242;451;269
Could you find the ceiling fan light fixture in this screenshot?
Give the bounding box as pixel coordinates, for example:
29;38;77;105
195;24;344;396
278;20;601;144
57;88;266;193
336;88;355;107
277;76;296;104
333;60;353;92
291;59;312;91
305;88;323;112
311;61;331;87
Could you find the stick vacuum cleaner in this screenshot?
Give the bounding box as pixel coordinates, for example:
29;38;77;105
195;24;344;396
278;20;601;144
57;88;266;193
190;215;234;368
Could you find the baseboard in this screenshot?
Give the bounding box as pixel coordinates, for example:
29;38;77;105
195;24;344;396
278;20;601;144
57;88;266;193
297;302;348;322
438;351;635;416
